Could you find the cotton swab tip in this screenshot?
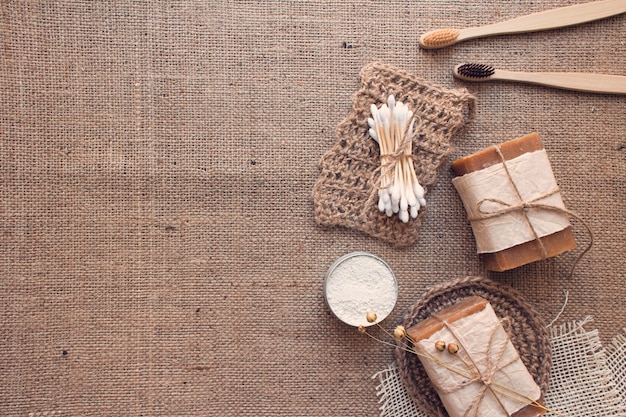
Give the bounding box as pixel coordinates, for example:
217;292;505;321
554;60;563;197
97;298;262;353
378;198;386;212
387;95;395;110
413;182;425;201
369;128;379;142
400;196;408;211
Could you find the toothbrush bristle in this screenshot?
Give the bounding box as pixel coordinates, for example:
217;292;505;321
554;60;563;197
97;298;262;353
419;29;460;48
456;63;496;79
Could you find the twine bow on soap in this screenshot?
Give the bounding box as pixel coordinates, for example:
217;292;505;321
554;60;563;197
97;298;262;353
471;186;563;261
418;316;541;417
467;145;593;279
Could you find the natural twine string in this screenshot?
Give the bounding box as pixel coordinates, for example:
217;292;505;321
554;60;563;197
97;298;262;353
419;315;532;417
364;316;549;416
375;132;418;193
395;276;552;417
466;145;594;280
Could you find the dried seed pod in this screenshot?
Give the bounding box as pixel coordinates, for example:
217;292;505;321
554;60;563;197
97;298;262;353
435;340;446;351
366;312;377;323
393;326;407;340
447;342;459;354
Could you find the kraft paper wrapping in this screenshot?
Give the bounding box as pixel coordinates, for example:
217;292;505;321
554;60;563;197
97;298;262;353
452;150;570;254
414;303;541;417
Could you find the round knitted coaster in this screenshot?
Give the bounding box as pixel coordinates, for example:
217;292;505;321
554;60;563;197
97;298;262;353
395;276;552;417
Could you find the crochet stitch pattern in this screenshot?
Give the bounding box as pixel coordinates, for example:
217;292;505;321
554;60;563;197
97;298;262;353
312;62;475;246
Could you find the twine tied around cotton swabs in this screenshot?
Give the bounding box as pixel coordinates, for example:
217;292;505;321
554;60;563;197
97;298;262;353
358;312;561;416
373;138;418;208
466;145;594;280
368;95;427;223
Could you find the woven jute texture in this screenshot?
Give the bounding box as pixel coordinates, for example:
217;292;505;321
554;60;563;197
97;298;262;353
312;62;474;247
1;1;624;416
395;276;551;417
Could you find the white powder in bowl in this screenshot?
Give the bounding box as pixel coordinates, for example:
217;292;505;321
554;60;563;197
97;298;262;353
324;252;398;327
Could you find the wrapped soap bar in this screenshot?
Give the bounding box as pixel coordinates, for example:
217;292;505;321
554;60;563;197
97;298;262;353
407;296;545;417
451;133;576;271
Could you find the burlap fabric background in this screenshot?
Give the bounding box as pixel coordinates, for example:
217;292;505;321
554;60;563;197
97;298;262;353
1;2;624;416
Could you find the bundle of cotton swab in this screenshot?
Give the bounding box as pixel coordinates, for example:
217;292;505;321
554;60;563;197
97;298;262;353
368;95;426;223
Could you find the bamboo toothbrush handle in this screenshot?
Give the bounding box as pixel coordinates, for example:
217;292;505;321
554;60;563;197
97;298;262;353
493;70;626;94
461;0;626;40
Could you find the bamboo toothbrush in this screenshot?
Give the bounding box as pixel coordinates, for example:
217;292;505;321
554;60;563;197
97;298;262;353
453;63;626;95
419;0;626;49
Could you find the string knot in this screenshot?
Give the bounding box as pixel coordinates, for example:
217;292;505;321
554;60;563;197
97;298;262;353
418;313;535;417
480;375;493;386
467;145;593;277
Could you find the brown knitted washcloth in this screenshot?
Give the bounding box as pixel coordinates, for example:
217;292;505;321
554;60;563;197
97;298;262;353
396;276;552;417
312;62;474;247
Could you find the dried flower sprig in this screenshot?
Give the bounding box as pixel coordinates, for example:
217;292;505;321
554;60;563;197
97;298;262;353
368;95;426;223
359;313;562;416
